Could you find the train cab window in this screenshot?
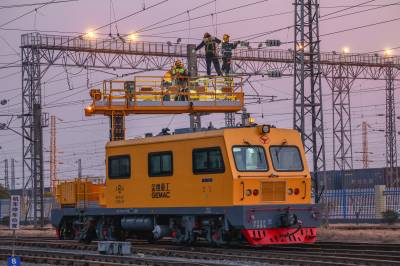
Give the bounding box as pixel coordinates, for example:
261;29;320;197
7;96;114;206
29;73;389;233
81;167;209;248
193;147;225;174
270;146;303;172
232;146;268;172
148;151;173;177
108;155;131;179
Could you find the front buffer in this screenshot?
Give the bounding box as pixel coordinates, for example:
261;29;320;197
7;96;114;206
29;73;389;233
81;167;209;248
228;204;319;245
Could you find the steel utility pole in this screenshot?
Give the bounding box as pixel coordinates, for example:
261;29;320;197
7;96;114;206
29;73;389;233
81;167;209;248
294;0;326;200
187;44;202;130
33;103;44;227
385;66;398;186
50;116;57;193
3;159;9;189
362;121;369;169
77;158;82;178
11;159;15;191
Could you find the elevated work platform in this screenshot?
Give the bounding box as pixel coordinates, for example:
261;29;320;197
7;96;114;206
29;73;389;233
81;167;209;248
85;76;244;115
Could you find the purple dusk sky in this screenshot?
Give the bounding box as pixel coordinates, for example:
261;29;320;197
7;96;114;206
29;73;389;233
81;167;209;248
0;0;399;186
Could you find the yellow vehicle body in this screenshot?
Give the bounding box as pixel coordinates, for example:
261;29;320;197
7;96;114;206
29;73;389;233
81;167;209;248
56;178;105;207
52;125;318;246
104;126;311;209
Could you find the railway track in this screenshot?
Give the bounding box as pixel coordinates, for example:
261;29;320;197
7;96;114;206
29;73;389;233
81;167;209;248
0;237;399;265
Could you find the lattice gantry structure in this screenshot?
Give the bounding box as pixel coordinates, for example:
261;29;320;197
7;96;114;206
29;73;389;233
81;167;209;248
21;43;49;226
385;66;399;186
324;65;358;179
20;32;400;224
293;0;326;198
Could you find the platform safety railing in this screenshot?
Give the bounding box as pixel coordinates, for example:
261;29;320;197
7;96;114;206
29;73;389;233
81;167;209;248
87;75;244;111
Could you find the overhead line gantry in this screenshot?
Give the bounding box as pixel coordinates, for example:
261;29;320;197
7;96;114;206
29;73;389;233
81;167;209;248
21;32;400;225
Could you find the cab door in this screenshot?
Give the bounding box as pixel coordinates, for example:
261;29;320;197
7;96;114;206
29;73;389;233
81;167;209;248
105;154;132;208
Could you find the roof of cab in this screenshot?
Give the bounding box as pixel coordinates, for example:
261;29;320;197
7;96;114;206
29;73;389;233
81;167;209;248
106;128;226;148
105;126;299;148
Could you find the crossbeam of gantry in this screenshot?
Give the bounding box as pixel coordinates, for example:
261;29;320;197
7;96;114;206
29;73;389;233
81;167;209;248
21;33;400;78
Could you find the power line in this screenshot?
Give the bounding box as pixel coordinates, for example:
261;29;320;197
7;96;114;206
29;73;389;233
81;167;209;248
0;0;78;9
320;1;400;23
0;0;169;75
321;16;400;38
135;0;215;33
235;1;400;41
321;0;377;18
136;0;270;34
150;10;292;37
0;70;20;80
0;35;20;56
320;3;400;8
0;0;59;28
92;0;169;33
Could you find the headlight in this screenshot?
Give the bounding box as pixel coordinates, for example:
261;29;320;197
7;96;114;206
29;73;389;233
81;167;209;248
245;189;252;196
262;125;270;133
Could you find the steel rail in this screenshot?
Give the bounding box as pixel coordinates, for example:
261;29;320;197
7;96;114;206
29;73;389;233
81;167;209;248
1;238;400;265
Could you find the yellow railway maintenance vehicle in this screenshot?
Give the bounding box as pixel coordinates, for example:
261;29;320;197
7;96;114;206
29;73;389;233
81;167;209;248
52;125;319;245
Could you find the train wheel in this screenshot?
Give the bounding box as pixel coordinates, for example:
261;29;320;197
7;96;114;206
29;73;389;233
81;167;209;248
96;218;108;241
112;217;127;241
79;217;97;244
59;220;75;240
210;230;223;247
171;227;196;245
207;219;228;246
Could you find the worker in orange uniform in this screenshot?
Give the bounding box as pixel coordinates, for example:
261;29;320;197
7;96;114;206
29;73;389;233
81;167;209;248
221;34;239;75
195;32;222;76
171;60;189;101
162;69;173;101
171;59;188;86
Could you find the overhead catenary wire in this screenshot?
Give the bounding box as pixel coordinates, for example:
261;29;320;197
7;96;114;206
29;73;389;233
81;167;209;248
234;0;400;42
0;0;79;9
149;10;292;37
0;0;60;28
321;16;400;38
135;0;215;33
135;0;270;34
320;1;400;23
321;0;377;18
91;0;168;34
0;0;170;72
